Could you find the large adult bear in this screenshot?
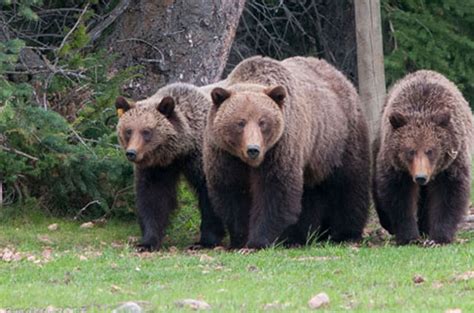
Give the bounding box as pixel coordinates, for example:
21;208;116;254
203;56;370;249
116;83;225;251
373;70;473;245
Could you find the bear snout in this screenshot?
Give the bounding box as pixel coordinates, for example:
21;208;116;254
246;144;261;159
414;174;428;185
126;149;137;161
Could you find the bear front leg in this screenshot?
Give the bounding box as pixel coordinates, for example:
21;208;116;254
247;161;304;249
375;166;420;245
207;186;250;249
205;148;251;249
425;156;471;244
135;165;180;251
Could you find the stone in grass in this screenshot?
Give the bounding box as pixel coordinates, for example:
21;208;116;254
112;302;143;313
308;292;330;309
175;299;211;310
47;223;59;231
80;222;94;229
445;309;462;313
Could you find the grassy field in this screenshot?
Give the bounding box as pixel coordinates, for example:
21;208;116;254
0;209;473;312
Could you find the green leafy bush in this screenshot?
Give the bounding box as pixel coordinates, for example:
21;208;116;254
0;0;139;218
383;0;474;104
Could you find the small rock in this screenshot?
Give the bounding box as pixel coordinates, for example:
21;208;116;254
175;299;211;310
308;292;330;309
413;274;425;284
48;223;59;231
80;222;94;229
112;302;143;313
445;309;462;313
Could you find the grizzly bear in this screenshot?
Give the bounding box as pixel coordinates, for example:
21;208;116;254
116;83;225;251
373;70;474;245
203;56;370;249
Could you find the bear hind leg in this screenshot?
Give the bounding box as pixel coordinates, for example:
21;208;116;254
195;187;226;248
327;159;370;243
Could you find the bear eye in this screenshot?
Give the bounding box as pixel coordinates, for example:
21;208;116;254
237;120;246;128
125;128;132;139
425;149;433;156
258;119;266;128
408;149;416;157
141;129;152;141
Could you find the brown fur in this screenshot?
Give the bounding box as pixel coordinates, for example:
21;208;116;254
116;83;224;250
204;56;370;248
374;70;474;244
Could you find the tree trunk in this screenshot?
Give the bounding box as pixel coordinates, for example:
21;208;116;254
104;0;246;99
354;0;386;140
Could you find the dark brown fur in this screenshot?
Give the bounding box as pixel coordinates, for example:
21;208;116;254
204;56;370;248
116;83;225;250
373;70;474;244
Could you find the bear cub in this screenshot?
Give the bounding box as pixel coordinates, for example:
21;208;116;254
373;70;474;245
116;83;225;251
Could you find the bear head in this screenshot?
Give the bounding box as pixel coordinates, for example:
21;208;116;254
208;85;286;167
115;95;185;168
388;109;454;185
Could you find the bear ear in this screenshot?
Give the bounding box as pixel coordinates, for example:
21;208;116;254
389;111;408;129
265;85;286;107
115;96;134;117
157;96;175;117
211;87;231;108
432;110;450;127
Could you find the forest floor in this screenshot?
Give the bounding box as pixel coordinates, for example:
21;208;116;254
0;209;473;312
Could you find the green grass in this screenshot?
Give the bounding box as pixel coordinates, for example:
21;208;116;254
0;212;473;312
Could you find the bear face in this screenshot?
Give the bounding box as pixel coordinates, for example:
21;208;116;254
209;85;286;167
116;96;183;168
388;110;452;185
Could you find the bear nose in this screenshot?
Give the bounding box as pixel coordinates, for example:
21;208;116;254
126;149;137;161
246;145;260;159
414;174;428;185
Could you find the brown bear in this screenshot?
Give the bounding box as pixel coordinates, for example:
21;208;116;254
116;82;225;251
203;56;370;249
373;70;474;245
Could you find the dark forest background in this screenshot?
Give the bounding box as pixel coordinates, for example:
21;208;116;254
1;0;473;219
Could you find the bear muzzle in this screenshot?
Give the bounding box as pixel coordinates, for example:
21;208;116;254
246;144;261;160
126;149;137;161
410;153;433;185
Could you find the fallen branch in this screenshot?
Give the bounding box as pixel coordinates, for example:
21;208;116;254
0;145;39;161
74;200;101;220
